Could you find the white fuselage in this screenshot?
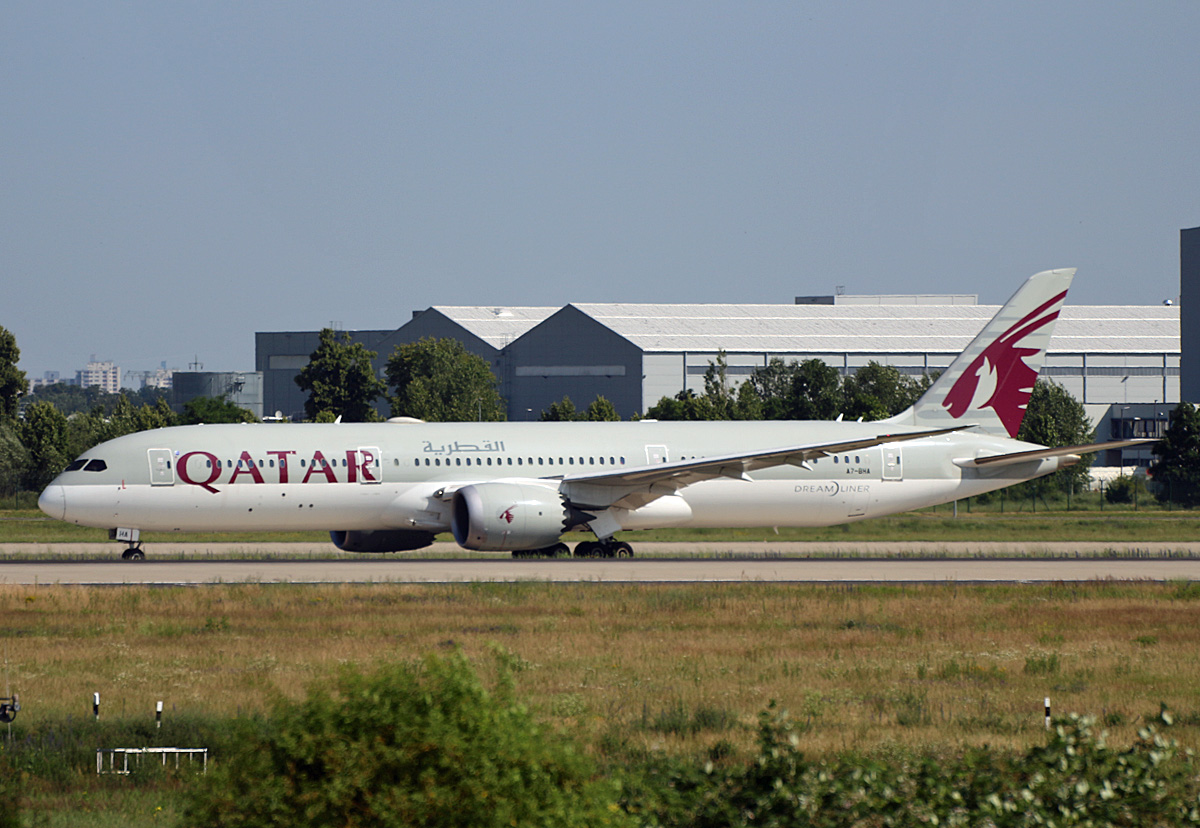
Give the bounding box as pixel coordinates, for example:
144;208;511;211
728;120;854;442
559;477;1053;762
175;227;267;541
38;420;1063;539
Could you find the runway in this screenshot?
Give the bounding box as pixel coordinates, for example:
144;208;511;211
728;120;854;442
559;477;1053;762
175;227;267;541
3;542;1200;585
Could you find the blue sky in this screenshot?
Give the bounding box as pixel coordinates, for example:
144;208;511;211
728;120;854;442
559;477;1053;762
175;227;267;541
4;2;1199;380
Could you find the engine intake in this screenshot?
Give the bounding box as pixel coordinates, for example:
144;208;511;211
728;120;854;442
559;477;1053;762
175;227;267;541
451;482;579;551
329;529;437;553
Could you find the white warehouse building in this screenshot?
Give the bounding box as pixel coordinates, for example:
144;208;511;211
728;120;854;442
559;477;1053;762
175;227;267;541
258;293;1178;468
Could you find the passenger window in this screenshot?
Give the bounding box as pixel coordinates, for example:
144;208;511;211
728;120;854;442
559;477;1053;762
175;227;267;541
834;457;839;464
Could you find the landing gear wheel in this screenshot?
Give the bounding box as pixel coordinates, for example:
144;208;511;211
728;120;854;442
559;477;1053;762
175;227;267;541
614;541;634;557
574;541;599;558
121;547;145;561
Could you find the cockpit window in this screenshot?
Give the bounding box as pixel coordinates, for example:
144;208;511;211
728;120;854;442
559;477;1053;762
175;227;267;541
84;459;108;472
64;459;87;472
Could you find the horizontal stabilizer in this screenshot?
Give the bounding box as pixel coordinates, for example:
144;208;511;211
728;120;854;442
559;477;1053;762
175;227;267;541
954;438;1158;469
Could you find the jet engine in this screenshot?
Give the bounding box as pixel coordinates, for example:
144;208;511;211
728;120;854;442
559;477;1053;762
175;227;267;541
329;529;437;553
451;482;583;551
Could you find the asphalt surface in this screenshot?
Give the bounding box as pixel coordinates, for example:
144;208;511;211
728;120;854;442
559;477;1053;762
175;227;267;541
2;541;1200;584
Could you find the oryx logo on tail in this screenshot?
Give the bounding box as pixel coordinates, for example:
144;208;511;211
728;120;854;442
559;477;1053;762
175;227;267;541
941;290;1067;438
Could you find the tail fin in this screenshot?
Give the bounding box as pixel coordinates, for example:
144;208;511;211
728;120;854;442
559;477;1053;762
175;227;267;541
884;268;1075;438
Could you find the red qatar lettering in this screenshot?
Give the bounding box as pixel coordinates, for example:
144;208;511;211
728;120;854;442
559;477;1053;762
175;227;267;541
177;451;221;494
267;450;295;483
229;451;265;485
302;451;338;484
345;450;358;483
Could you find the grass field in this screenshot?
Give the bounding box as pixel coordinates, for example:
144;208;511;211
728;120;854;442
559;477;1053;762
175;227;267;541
4;580;1200;760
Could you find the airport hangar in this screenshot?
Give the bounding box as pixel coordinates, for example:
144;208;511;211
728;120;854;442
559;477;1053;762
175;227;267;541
257;294;1179;470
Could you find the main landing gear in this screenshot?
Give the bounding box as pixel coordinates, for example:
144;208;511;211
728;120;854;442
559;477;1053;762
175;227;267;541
572;540;634;558
509;540;635;559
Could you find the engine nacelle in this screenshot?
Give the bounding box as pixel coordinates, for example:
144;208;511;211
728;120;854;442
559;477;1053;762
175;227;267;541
329;529;437;553
451;482;573;551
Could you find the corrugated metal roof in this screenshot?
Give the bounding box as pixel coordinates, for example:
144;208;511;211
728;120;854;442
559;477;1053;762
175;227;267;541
426;306;557;348
568;303;1179;354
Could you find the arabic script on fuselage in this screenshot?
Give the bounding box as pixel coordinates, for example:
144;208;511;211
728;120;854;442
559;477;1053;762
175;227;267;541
421;440;505;457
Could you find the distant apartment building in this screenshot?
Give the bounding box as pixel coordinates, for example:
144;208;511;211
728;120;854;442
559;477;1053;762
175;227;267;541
76;360;120;394
28;371;61;392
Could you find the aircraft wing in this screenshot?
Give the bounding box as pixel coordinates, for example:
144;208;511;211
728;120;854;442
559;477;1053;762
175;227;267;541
954;438;1158;469
557;425;968;510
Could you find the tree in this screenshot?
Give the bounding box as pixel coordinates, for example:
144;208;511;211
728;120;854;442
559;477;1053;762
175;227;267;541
1017;379;1094;494
541;396;622;422
789;358;843;421
1150;402;1200;507
386;338;505;422
295;329;387;422
645;389;716;421
701;351;738;420
747;357;798;419
182;653;624;828
841;362;926;422
540;396;579;422
0;422;28;497
180;396;258;425
733;380;764;420
18;401;70;491
582;396;621;422
0;326;26;421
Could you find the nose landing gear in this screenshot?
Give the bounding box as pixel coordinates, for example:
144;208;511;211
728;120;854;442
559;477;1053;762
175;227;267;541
110;528;145;561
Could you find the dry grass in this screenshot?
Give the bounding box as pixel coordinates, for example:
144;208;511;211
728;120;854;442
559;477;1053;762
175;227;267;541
3;581;1200;759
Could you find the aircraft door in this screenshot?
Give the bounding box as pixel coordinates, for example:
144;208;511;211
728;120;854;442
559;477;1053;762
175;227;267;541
883;447;902;480
148;449;174;486
357;447;382;484
645;445;669;464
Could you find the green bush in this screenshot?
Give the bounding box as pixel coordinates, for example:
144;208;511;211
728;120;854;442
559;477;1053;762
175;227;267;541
1105;475;1146;504
183;652;628;828
626;704;1200;827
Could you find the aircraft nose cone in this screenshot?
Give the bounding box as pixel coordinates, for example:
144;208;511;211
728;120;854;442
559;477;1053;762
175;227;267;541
38;485;65;521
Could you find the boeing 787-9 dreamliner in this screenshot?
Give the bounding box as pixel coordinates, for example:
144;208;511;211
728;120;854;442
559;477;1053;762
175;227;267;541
39;269;1153;560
